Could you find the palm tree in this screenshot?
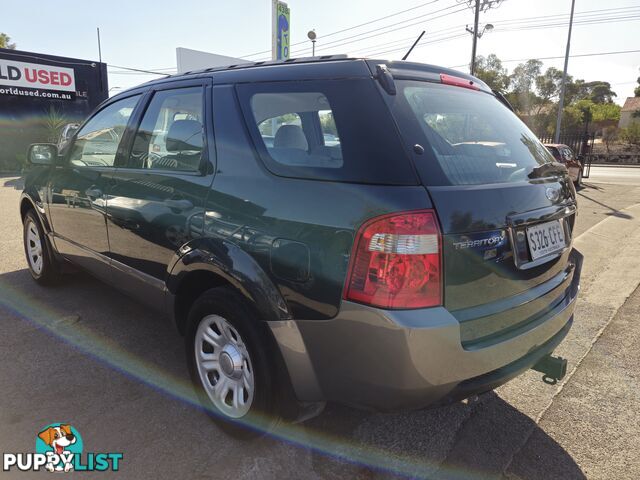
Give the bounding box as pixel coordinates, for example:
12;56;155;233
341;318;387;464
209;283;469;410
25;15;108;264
43;106;68;143
0;33;16;49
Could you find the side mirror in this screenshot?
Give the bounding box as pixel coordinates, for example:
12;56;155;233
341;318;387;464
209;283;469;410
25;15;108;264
28;144;59;166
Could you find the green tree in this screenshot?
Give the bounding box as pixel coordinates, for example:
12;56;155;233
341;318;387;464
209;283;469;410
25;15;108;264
586;81;616;103
535;67;565;104
508;59;542;116
474;54;510;92
564;79;617;104
591;103;621;123
0;33;16;49
564;78;587;104
532;67;568;123
635;77;640;97
561;104;585;132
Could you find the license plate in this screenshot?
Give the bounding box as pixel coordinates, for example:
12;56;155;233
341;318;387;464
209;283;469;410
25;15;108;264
526;220;566;260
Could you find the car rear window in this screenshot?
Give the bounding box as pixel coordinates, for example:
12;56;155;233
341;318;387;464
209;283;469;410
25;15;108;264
237;79;417;185
393;81;555;186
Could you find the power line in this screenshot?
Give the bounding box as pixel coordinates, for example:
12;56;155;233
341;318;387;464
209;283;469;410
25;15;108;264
497;15;640;32
302;5;639;58
364;33;469;57
289;4;470;58
350;11;640;59
490;5;640;27
107;64;174;75
448;48;640;69
106;5;640;77
296;4;639;58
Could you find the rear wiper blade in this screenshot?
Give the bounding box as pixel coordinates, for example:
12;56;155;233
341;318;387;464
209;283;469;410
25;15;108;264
528;161;567;179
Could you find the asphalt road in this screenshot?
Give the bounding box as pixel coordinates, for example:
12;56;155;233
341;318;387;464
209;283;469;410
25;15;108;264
1;175;639;480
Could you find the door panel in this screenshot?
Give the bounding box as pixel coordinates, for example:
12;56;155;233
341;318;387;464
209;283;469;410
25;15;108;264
48;94;141;280
106;84;213;306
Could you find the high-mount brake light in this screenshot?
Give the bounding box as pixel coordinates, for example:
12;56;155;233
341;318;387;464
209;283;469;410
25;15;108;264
440;73;480;90
344;210;442;309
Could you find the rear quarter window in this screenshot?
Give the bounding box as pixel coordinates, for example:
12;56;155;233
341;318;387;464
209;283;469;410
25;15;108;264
237;79;417;185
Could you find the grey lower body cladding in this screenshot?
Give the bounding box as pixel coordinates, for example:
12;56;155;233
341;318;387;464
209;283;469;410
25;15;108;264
269;249;582;410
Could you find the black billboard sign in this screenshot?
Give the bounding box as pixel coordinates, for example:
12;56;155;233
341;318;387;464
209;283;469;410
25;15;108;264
0;48;108;171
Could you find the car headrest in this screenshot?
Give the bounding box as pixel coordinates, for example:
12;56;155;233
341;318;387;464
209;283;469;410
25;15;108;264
166;119;203;152
273;125;308;150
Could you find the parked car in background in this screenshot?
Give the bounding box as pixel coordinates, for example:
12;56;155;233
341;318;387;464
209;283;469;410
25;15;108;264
544;144;583;186
21;56;582;439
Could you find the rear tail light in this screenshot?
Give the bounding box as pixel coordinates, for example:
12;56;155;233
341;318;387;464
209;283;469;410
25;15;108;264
344;210;442;309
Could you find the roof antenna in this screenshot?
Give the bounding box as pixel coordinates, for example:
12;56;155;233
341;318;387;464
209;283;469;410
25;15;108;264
402;30;425;61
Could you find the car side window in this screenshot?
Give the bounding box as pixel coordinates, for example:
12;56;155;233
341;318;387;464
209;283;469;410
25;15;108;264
127;87;204;172
250;92;344;169
68;95;140;167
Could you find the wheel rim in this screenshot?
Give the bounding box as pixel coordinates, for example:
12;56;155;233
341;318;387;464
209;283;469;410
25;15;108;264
195;314;255;419
25;219;44;275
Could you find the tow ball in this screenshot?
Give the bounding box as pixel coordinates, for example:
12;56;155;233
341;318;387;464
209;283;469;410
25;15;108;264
532;355;568;385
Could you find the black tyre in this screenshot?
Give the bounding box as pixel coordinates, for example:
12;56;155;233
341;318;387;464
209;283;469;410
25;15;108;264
185;286;281;439
23;210;59;285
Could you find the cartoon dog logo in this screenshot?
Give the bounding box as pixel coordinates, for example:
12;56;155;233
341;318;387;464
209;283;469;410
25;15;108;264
37;424;76;472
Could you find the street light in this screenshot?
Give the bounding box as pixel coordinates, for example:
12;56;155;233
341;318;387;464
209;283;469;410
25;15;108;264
481;23;494;36
307;30;316;57
466;23;494;75
465;23;493;38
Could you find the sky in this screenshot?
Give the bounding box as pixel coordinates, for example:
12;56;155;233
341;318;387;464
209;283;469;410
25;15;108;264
4;0;639;104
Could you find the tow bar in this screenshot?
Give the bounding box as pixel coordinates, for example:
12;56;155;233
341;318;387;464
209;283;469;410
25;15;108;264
532;355;568;385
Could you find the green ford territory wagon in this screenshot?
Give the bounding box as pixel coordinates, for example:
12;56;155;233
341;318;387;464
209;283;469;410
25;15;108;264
21;56;582;437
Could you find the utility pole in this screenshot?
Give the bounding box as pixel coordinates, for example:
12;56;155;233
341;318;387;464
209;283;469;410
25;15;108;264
554;0;576;143
96;27;104;94
465;0;501;76
470;0;480;75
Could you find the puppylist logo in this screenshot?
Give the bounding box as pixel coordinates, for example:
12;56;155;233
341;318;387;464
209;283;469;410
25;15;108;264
3;423;123;473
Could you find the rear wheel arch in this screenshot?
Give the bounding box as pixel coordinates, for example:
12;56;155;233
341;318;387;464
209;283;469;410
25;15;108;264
20;196;38;221
167;239;291;334
172;269;232;336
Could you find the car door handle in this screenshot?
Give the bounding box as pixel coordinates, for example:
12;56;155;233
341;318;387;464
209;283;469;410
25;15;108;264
164;198;193;212
85;187;103;199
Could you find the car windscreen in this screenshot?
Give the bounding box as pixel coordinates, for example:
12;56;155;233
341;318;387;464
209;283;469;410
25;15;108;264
393;81;556;186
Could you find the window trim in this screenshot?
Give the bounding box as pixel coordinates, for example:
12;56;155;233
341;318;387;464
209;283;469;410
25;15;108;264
118;80;212;175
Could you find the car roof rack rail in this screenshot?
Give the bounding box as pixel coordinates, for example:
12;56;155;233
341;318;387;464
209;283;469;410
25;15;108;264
176;54;351;78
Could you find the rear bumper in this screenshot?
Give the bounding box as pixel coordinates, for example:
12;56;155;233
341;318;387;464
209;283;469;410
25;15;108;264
269;248;582;411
